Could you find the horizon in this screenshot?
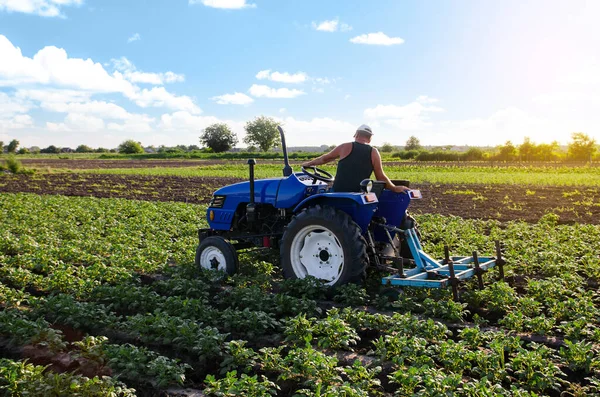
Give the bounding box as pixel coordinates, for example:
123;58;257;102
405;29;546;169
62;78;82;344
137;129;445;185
0;0;599;148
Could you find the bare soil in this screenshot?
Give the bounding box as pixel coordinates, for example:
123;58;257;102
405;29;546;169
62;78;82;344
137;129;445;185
1;173;598;224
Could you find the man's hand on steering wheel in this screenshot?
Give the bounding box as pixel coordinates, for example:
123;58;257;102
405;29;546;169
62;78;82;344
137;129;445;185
301;165;334;184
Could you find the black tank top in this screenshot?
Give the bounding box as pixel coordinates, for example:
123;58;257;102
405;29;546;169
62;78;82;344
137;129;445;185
332;142;374;192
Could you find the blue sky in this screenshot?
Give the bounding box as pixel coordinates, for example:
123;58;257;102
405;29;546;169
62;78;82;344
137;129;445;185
0;0;598;148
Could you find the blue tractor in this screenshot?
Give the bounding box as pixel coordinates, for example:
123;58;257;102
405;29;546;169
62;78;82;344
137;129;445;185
196;127;504;298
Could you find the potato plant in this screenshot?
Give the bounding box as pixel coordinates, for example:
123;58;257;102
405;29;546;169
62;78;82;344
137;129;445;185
1;192;599;396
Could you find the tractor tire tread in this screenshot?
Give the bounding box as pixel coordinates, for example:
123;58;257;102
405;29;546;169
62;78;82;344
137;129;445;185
281;205;368;286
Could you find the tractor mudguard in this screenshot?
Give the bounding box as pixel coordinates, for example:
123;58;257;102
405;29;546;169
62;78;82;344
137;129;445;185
373;190;411;242
293;193;378;232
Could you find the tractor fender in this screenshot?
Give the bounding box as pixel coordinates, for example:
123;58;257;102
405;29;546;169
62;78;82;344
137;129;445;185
293;193;378;232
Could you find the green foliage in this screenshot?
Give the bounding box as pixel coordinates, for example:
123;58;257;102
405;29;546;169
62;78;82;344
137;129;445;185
201;123;239;153
6;139;19;153
1;193;600;395
559;340;599;373
76;144;94;153
333;283;369;306
40;145;61;153
118;139;144;154
243;116;281;152
568;132;597;161
3;155;22;173
104;343;190;387
0;358;136;396
508;343;566;392
379;142;394;152
405;135;421;150
205;371;279;397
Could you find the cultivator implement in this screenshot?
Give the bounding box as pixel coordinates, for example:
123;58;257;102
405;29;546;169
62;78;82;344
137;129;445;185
381;227;505;300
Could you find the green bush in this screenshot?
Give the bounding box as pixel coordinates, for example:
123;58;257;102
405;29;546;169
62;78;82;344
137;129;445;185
4;155;22;173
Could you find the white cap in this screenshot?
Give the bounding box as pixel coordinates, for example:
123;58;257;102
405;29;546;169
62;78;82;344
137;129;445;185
356;124;373;135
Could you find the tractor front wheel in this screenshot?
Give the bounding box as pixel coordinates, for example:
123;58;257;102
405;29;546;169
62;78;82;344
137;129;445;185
280;205;367;287
195;236;238;275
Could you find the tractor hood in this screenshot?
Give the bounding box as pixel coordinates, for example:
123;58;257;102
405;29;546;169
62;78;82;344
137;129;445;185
214;178;282;207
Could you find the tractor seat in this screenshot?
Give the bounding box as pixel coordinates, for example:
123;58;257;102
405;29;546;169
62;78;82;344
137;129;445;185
371;180;410;199
371;181;386;198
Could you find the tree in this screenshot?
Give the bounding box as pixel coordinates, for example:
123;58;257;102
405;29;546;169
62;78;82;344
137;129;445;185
405;136;421;151
75;144;94;153
0;141;4;153
200;123;238;153
17;147;30;154
244;116;281;152
568;132;597;161
536;141;559;161
40;145;60;154
496;141;517;161
118;140;144;154
518;137;538;161
7;139;19;153
380;142;394;153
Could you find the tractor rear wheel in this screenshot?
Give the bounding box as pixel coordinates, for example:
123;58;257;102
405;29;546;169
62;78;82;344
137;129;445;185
195;236;238;275
280;205;367;287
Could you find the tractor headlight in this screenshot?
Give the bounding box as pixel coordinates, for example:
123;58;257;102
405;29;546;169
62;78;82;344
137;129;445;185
360;179;373;193
209;195;226;208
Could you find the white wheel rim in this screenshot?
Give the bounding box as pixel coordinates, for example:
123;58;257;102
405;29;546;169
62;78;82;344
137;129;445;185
200;246;227;271
289;225;344;285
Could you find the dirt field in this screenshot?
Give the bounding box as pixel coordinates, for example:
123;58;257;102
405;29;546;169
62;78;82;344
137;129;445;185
19;158;598;169
2;172;598;224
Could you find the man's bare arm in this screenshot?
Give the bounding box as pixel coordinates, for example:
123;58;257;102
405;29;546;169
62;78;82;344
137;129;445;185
301;144;344;167
371;148;410;193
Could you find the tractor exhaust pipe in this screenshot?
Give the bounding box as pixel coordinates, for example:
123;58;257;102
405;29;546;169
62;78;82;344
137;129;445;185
246;159;257;224
277;126;293;177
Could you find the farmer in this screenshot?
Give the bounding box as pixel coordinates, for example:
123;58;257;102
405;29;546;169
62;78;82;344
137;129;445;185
301;124;410;194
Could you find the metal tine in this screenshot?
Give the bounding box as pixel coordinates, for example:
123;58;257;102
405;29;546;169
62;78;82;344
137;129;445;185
473;251;484;290
444;245;459;301
495;240;505;281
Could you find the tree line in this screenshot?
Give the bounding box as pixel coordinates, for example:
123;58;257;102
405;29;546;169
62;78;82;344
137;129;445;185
1;116;598;161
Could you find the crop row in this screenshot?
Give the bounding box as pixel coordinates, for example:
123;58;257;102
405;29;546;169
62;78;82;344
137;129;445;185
1;193;600;395
46;163;600;186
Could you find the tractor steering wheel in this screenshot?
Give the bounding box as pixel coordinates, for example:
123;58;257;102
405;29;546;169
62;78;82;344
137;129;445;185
301;166;334;184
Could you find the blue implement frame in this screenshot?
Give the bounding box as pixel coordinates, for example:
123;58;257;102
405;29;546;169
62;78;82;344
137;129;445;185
381;227;499;294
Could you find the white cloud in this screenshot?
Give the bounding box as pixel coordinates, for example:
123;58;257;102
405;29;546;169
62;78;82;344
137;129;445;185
249;84;305;99
364;97;444;130
47;113;106;132
211;92;254;105
256;69;308;84
111;57;185;85
434;107;554;145
131;87;201;114
0;114;34;131
344;94;351;100
190;0;256;9
312;18;352;32
314;77;331;85
0;35;135;94
158;111;246;144
416;95;439;104
15;88;91;104
0;0;82;17
0;37;194;114
127;33;141;43
350;32;404;46
279;108;286;113
0;92;33;118
278;116;356;145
